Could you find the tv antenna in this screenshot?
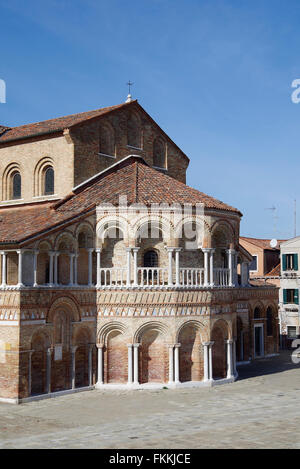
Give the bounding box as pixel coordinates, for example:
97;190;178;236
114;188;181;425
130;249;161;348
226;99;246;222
294;199;297;238
265;205;279;237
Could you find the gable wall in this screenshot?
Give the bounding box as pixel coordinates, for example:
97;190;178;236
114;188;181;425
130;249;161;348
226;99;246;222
71;106;189;187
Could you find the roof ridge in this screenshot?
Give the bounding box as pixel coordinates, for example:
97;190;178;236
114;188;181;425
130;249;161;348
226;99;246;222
7;102;130;131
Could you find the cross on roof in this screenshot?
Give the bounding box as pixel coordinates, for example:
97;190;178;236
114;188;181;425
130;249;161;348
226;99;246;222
127;80;134;94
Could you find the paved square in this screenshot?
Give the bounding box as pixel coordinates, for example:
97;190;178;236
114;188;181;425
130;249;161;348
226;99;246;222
1;351;300;449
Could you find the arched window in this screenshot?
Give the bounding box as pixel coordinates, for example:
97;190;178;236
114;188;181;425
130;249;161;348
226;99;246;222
143;250;158;268
44;167;54;195
99;125;115;156
153;138;166;168
12;172;21;199
254;307;260;319
127;113;141;148
267;307;273;336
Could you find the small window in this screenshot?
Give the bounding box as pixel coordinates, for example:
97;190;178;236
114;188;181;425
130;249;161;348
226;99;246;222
287;326;297;338
143;250;158;268
283;253;298;271
283;289;299;305
12;172;21;199
249;255;258;271
254;307;260;319
44;167;54;195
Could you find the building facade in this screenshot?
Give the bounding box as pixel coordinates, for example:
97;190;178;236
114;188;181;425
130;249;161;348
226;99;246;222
0;99;279;403
239;237;284;287
279;237;300;347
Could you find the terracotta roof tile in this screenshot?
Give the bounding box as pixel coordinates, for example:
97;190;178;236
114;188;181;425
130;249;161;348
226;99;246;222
0;102;130;143
0;156;241;244
240;237;286;250
266;263;281;276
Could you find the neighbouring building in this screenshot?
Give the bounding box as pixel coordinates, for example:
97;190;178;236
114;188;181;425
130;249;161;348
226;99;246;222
0;96;279;403
279;237;300;347
239;237;285;287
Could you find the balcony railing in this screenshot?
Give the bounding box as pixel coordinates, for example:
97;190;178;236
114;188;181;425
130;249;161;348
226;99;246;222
97;267;230;288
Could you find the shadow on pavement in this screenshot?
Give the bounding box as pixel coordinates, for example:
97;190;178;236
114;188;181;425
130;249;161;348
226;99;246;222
237;350;300;381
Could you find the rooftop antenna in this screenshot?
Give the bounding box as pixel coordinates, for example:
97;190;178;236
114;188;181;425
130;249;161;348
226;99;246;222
265;205;279;238
126;80;134;103
294;199;297;238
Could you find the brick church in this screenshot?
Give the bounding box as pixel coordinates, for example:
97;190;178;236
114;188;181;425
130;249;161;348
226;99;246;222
0;95;278;403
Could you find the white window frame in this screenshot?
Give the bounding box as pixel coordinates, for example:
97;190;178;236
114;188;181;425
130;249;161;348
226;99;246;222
254;323;264;358
249;254;258;273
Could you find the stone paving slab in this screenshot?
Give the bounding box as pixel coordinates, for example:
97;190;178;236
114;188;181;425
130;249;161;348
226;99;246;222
0;351;300;448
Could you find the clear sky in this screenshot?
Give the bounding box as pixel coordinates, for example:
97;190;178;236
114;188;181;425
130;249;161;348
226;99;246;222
1;0;299;240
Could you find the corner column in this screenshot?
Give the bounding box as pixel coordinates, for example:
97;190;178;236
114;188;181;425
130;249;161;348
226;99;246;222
88;345;93;386
208;341;214;381
226;340;234;379
133;343;140;385
127;344;133;384
33;250;39;287
126;248;132;287
168;344;174;384
209;248;215;287
96;344;104;386
174;343;181;384
1;252;6;287
202;248;210;287
96;248;102;287
175;248;182;287
17;250;24;287
226;249;235;287
132;248;139;287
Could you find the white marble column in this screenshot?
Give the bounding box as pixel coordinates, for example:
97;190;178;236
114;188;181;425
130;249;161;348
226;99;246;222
208;341;214;381
1;252;6;287
126;248;132;287
96;344;104;385
132;248;139;287
168;345;174;384
54;252;59;286
48;251;54;286
127;344;133;384
166;248;174;287
33;250;38;287
133;343;139;385
46;348;52;394
202;342;210;382
87;248;94;286
71;346;77;389
226;340;234;379
88;345;93;386
175;248;182;287
96;249;101;287
209;248;215;287
69;253;75;286
202;249;210;287
226;249;235;287
174;344;181;384
17;250;24;287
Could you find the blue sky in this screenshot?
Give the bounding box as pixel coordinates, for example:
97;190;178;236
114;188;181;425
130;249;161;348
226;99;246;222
0;0;299;239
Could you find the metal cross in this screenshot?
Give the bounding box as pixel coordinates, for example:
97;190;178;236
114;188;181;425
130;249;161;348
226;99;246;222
127;80;134;94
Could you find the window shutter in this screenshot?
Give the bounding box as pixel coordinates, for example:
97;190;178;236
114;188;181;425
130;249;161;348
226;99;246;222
283;289;287;304
295;289;299;305
282;254;287;271
294;254;299;271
